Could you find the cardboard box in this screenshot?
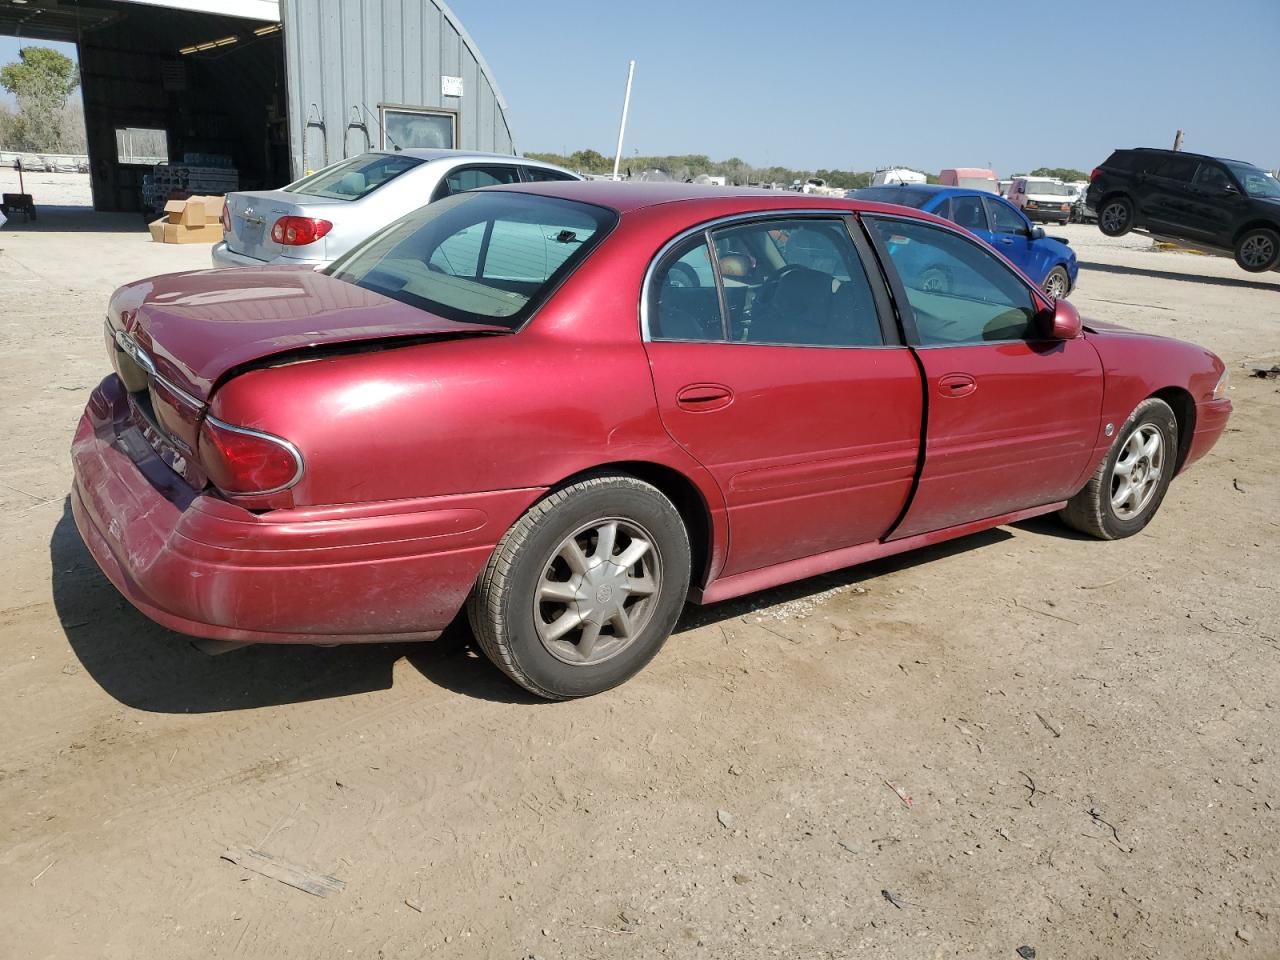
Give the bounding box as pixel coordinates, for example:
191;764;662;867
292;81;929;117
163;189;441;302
163;199;186;224
180;198;206;227
162;221;224;244
150;217;222;244
201;194;226;223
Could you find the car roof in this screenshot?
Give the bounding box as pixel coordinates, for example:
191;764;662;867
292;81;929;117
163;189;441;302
857;183;1009;201
479;180;876;215
1119;147;1250;166
366;148;573;169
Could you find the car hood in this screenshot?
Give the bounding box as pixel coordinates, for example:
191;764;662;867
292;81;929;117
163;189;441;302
108;265;509;399
1081;317;1170;341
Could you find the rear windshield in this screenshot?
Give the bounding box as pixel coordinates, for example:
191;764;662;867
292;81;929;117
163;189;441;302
1023;180;1072;196
284;153;423;201
328;191;616;328
957;176;997;193
850;186;933;208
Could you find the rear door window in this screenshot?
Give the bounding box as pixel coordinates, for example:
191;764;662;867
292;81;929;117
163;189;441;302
949;195;989;232
1155;156;1198;182
711;218;883;347
523;166;578;183
650;236;723;341
433;164;522;200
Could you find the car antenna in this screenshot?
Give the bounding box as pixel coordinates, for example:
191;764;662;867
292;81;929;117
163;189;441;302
361;103;399;150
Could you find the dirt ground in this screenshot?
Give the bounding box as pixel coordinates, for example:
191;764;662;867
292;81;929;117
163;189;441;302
1;173;1277;960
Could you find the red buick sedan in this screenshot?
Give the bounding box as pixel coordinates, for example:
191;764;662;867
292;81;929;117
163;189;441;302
72;182;1232;698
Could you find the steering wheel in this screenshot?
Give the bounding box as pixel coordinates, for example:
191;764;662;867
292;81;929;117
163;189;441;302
752;263;811;312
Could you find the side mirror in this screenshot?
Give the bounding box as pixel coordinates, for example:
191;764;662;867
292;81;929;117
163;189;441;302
1029;226;1046;240
1041;297;1082;338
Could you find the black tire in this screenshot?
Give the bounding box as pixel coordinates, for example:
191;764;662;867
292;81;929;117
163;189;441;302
1042;265;1071;299
467;475;691;700
1233;227;1280;273
1059;398;1178;540
1098;196;1135;237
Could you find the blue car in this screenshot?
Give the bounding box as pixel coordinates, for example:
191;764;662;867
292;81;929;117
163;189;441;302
850;184;1078;298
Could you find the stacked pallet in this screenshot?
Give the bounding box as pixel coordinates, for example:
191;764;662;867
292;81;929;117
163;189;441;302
148;195;226;244
141;154;239;212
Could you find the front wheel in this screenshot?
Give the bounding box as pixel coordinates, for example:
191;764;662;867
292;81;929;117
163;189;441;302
467;475;691;699
1059;398;1177;540
1098;196;1135;237
1042;265;1071;299
1234;227;1280;273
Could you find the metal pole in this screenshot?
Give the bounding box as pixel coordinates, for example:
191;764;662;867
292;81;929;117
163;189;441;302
611;60;635;182
1172;129;1184;152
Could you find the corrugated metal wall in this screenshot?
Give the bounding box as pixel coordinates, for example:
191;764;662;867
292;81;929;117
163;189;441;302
280;0;514;178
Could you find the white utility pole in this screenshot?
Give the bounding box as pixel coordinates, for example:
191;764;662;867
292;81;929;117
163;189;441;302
611;59;636;181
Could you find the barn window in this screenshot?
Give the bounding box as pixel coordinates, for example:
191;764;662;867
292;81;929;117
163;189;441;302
378;105;456;151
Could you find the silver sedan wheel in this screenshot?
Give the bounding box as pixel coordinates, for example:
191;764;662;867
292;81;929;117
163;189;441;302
1239;233;1276;269
534;518;662;666
1111;424;1165;520
1100;202;1128;233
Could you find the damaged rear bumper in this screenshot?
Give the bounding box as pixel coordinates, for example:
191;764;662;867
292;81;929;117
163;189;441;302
70;376;540;644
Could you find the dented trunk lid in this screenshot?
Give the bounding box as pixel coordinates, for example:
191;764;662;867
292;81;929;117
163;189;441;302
108;265;509;400
105;265;509;488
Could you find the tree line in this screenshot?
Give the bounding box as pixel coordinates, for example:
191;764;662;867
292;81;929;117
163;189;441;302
525;149;1089;187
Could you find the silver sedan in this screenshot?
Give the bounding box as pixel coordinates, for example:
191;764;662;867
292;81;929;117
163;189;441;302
212;150;579;269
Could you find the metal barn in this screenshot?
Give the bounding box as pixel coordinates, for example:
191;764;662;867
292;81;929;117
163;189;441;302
0;0;514;211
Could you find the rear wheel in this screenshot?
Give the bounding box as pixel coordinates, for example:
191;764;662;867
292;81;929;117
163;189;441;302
1042;265;1071;299
1098;196;1135;237
1234;227;1280;273
467;475;691;699
1060;398;1177;540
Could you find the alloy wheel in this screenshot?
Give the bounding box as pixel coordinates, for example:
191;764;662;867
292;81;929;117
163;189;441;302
1239;234;1276;270
1101;203;1128;234
534;518;662;665
1110;424;1165;520
1043;270;1067;298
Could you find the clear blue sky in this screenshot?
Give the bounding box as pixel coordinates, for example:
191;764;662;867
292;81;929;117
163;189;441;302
449;0;1280;174
4;2;1278;175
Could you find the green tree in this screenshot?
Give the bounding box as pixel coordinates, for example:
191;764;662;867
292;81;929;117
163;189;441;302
1029;166;1089;182
0;46;80;151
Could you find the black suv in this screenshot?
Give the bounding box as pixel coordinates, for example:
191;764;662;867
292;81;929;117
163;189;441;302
1086;147;1280;272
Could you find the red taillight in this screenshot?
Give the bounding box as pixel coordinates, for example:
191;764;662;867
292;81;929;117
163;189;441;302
1089;167;1102;181
198;417;302;495
219;202;231;233
271;216;333;246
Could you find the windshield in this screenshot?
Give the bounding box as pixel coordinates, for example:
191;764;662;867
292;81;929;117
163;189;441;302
329;191;616;328
1023;180;1072;196
1225;162;1280;199
957;177;997;193
850;186;932;208
284;153;423;201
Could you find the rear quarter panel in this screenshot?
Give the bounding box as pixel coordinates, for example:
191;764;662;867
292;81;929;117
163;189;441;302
205;217;733;576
